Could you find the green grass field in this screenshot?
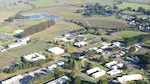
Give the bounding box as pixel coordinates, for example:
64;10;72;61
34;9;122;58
117;2;150;10
115;30;145;38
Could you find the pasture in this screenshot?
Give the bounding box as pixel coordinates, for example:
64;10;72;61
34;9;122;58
117;2;150;10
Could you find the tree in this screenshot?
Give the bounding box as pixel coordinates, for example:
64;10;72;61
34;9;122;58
74;76;81;84
96;79;108;84
99;56;105;63
127;7;132;11
137;7;145;13
129;46;136;53
85;62;93;70
112;47;120;51
8;17;14;22
121;64;127;71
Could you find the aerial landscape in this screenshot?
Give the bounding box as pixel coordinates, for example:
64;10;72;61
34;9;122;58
0;0;149;84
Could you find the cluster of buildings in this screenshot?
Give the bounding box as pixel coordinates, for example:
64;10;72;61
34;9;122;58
116;13;150;31
105;61;123;76
23;52;46;62
55;32;88;48
86;67;106;78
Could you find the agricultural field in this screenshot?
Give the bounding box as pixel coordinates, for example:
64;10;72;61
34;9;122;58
86;19;126;28
0;21;41;33
117;2;150;10
32;21;83;41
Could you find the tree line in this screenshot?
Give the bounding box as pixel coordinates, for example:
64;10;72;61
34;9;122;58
19;19;55;38
124;34;150;47
3;59;52;74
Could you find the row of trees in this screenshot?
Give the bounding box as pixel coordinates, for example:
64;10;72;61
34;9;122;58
3;59;51;73
126;6;150;15
124;34;150;47
19;19;55;38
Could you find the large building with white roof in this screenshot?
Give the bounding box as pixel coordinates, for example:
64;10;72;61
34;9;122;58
48;47;65;54
86;67;101;75
107;69;123;76
1;75;23;84
23;53;46;62
8;41;27;49
74;41;88;47
92;70;106;78
117;74;142;83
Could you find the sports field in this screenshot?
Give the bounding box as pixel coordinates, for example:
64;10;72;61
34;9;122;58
114;30;145;38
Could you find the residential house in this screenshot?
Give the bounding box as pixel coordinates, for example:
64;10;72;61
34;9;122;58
48;47;65;54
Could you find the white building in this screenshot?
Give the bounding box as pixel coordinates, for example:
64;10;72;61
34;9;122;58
47;64;58;70
23;53;46;62
107;69;123;76
57;61;65;66
1;75;23;84
48;47;65;54
117;74;142;83
86;67;100;75
17;37;30;42
92;70;106;78
46;76;68;84
96;49;103;53
88;47;98;51
8;41;27;49
105;61;118;68
13;29;24;36
112;42;122;47
74;41;88;47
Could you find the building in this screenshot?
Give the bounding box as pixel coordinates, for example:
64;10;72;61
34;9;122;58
17;37;30;42
46;76;68;84
86;67;101;75
1;75;23;84
96;49;103;53
48;47;64;54
117;74;142;83
23;53;46;62
13;29;24;36
74;41;88;47
107;69;123;76
105;61;118;68
92;70;106;78
8;41;27;49
47;64;58;70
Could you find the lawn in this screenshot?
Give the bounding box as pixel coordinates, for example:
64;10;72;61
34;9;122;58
0;11;15;23
117;2;150;10
115;30;144;38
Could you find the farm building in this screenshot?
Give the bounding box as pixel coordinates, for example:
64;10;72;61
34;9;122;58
107;69;123;76
48;47;65;54
1;75;23;84
17;37;30;42
46;76;68;84
57;61;65;66
92;70;106;78
117;74;142;83
86;67;101;75
7;41;27;49
13;29;24;36
74;41;88;47
105;61;118;68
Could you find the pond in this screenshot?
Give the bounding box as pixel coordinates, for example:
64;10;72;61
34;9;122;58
25;14;61;19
